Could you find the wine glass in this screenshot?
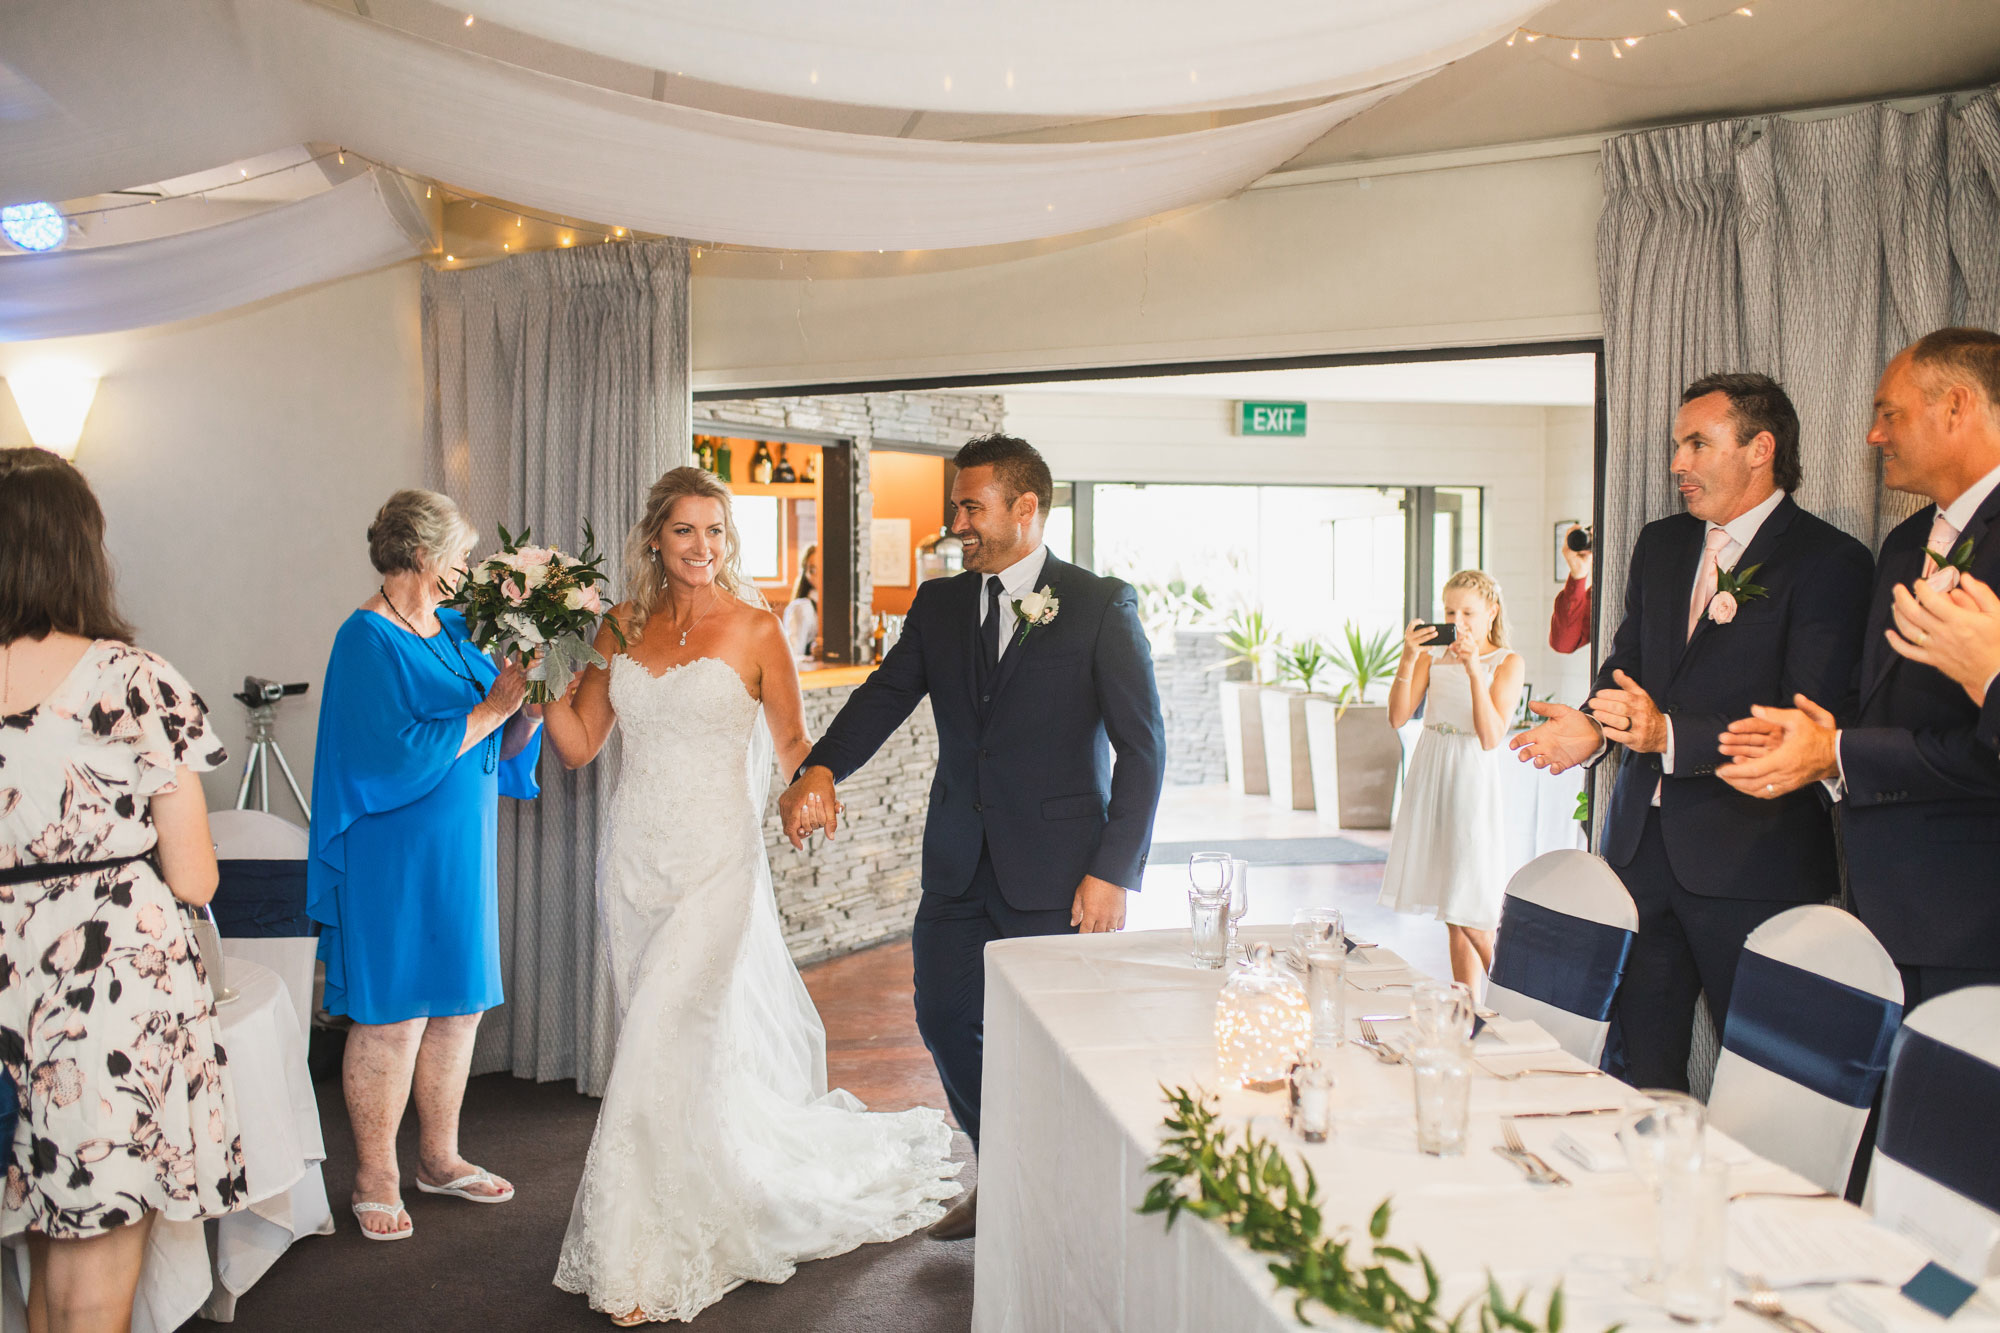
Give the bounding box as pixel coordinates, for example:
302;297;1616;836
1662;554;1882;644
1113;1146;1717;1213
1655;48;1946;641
1225;857;1251;962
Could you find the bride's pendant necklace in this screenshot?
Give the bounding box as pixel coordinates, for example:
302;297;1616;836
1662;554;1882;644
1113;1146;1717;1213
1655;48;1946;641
671;585;718;648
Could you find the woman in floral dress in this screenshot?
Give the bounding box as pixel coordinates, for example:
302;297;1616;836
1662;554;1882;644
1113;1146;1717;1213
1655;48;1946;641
0;447;245;1332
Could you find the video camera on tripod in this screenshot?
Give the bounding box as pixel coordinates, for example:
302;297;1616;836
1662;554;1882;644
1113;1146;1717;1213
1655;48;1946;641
233;675;311;818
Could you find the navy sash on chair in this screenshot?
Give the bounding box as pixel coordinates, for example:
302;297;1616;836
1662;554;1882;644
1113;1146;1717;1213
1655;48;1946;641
0;1071;15;1174
1488;896;1634;1022
1879;1027;2000;1215
1720;951;1901;1109
211;858;313;938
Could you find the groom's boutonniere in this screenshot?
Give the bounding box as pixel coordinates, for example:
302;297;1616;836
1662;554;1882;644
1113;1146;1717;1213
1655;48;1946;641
1922;536;1976;591
1706;563;1767;624
1011;586;1060;645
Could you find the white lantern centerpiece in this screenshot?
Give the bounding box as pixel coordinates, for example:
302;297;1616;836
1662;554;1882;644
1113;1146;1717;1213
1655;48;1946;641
1215;942;1311;1092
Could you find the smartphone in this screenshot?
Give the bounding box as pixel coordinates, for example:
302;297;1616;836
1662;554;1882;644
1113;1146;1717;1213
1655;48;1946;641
1418;622;1458;647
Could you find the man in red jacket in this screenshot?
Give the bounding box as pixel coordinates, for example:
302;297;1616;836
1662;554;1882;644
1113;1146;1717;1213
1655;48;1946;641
1549;525;1593;654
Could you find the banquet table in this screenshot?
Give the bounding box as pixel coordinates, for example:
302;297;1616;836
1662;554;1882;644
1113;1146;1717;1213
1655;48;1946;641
2;958;332;1332
972;925;1961;1333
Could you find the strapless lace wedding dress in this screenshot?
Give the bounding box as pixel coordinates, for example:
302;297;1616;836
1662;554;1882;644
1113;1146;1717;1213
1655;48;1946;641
554;656;960;1322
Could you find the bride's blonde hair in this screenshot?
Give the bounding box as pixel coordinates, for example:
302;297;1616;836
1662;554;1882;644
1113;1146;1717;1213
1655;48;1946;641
1441;568;1510;650
623;467;753;635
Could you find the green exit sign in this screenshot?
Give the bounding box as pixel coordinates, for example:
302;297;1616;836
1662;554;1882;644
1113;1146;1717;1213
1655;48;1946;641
1237;401;1306;436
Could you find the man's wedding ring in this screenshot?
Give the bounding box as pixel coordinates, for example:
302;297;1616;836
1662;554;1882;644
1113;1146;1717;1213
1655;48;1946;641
1914;628;1930;646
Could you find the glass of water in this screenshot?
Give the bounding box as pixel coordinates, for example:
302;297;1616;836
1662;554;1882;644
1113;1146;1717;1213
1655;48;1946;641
1304;943;1346;1047
1187;854;1233;969
1658;1158;1728;1325
1290;907;1343;965
1408;978;1475;1052
1410;1044;1471;1156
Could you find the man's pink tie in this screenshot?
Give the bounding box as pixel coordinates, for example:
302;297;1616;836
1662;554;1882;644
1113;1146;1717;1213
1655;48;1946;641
1688;526;1732;640
1922;512;1962;590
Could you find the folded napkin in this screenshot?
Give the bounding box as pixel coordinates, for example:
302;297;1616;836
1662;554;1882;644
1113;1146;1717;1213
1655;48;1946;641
1472;1016;1561;1058
1551;1124;1759;1174
1344;948;1407;976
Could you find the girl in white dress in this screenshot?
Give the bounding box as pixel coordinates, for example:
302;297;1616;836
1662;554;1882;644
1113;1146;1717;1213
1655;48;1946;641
1379;569;1525;989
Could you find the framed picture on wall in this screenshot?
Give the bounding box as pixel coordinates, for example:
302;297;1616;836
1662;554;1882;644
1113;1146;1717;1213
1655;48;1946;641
737;494;783;581
870;517;911;587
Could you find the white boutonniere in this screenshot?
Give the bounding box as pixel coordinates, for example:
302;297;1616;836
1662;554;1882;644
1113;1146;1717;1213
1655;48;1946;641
1011;586;1060;645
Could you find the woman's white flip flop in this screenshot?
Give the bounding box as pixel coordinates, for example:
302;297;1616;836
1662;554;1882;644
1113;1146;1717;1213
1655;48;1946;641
351;1200;413;1241
414;1167;515;1204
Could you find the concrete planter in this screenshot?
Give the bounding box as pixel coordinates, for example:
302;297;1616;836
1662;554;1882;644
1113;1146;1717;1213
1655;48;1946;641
1260;688;1321;810
1218;681;1270;796
1302;698;1400;829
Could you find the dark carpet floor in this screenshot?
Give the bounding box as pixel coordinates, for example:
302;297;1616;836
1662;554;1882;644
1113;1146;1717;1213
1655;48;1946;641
1149;835;1387;865
196;1073;977;1333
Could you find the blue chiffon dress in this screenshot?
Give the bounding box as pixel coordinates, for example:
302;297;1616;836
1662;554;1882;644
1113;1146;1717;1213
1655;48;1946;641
307;608;540;1025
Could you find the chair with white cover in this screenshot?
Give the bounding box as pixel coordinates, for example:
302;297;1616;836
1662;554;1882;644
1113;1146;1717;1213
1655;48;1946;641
1484;850;1638;1066
1867;985;2000;1278
1705;905;1902;1196
206;808;314;1048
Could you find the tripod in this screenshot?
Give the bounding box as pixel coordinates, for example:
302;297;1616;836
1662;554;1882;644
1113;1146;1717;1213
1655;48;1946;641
232;683;310;818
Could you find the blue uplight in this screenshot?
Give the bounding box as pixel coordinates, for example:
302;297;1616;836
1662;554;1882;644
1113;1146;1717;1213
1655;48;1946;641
1;203;67;253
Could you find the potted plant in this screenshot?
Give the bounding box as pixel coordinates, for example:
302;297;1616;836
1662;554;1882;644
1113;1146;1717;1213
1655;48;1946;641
1212;607;1274;796
1303;623;1403;829
1262;637;1334;810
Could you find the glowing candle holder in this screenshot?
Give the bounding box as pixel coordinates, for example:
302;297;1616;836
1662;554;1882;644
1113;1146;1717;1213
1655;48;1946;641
1215;942;1311;1092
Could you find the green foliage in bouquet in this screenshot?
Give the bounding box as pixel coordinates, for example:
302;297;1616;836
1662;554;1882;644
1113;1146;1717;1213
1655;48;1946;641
443;522;624;703
1139;1086;1591;1333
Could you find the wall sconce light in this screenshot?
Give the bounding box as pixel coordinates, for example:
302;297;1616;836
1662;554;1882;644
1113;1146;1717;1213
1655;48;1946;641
4;364;101;459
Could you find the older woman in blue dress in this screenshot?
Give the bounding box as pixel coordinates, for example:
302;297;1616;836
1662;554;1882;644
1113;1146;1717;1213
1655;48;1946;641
308;490;542;1241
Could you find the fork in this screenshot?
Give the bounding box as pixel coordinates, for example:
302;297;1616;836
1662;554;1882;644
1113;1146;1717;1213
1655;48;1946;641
1737;1275;1829;1333
1498;1119;1571;1186
1357;1018;1404;1063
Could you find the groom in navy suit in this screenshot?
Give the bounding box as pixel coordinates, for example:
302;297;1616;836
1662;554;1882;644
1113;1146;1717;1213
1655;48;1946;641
778;434;1165;1240
1512;373;1873;1089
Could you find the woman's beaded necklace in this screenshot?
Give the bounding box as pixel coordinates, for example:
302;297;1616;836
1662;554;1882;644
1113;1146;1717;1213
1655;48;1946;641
380;587;499;773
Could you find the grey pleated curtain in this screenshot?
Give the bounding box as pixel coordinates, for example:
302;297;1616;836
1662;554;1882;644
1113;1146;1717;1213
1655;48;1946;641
1594;88;2000;1092
423;239;691;1095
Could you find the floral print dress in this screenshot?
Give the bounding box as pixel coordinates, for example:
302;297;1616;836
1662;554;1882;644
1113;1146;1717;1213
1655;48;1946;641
0;641;247;1238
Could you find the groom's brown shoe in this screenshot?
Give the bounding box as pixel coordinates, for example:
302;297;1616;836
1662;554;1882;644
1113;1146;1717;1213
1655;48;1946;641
928;1186;977;1241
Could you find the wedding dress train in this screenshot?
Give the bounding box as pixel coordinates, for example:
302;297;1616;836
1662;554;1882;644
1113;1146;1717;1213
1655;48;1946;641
555;655;960;1322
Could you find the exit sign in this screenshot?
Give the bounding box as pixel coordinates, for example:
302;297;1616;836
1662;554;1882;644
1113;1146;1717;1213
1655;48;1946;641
1237;401;1306;436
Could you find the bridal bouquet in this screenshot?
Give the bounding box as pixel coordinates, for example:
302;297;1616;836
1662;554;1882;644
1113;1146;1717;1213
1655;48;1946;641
443;523;623;703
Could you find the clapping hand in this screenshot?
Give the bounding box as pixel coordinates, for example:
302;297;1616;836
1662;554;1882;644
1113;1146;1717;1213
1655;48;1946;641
1588;670;1667;753
1508;700;1603;775
1886;572;2000;704
1715;694;1840;798
778;766;843;851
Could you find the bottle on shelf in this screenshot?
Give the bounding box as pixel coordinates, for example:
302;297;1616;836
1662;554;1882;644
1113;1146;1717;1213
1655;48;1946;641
772;443;797;484
802;450;819;484
715;441;733;480
750;441;775;485
694;436;716;473
869;613;887;664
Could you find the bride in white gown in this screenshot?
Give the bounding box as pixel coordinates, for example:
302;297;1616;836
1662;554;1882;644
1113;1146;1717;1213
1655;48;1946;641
541;467;960;1325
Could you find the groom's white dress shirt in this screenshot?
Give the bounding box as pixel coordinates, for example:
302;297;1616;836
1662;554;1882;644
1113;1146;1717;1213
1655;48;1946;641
978;544;1050;662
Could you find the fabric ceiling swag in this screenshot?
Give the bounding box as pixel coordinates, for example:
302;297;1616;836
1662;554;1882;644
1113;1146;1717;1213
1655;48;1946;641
2;0;1405;251
0;170;429;342
454;0;1545;117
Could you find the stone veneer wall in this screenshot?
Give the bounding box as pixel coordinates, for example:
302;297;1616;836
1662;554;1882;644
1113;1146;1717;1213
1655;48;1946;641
1157;627;1241;786
705;389;1001;963
760;684;939;965
699;390;1006;656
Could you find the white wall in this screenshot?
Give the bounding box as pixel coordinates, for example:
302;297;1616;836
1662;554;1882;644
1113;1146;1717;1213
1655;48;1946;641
0;264;428;809
692;147;1604;390
1005;392;1594;703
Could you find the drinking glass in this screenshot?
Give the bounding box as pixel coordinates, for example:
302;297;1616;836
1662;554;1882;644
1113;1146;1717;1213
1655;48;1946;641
1290;907;1343;965
1304;944;1346;1048
1225;857;1252;962
1187;853;1234;969
1410;1044;1471;1156
1619;1091;1708;1290
1408;978;1474;1051
1658;1158;1728;1325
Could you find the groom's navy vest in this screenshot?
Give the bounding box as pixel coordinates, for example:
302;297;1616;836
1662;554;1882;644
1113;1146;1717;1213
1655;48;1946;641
805;553;1165;912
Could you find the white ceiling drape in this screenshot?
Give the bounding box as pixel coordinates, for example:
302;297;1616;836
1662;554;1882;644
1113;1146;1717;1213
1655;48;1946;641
2;0;1409;251
0;171;428;342
453;0;1546;117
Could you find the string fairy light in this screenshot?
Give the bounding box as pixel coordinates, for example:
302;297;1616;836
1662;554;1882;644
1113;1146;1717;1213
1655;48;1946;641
1509;0;1762;63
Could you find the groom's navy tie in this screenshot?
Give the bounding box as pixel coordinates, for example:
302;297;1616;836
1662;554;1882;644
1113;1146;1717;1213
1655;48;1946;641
980;576;1004;678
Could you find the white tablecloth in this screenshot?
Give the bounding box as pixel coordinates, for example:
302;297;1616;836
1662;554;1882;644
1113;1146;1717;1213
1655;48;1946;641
971;925;1907;1333
4;958;331;1331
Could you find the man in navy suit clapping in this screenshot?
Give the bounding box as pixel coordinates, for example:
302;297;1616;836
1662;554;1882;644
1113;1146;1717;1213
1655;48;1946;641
778;435;1165;1240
